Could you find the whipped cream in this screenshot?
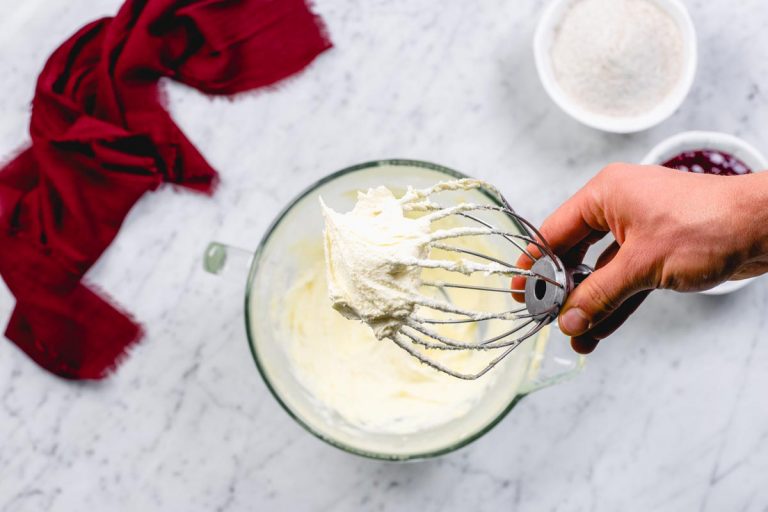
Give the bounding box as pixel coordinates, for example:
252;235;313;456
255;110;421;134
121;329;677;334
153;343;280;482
320;187;429;340
321;179;534;340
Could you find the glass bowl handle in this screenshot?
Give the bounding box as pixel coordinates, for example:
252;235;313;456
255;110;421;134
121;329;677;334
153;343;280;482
203;242;254;281
519;327;586;395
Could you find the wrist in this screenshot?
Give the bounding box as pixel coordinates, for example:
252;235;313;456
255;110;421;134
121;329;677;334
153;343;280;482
734;171;768;263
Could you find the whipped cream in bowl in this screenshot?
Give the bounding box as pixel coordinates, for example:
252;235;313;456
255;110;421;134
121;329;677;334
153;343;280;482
233;160;584;460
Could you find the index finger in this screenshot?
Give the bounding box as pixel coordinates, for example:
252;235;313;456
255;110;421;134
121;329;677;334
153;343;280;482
511;181;610;300
538;184;611;255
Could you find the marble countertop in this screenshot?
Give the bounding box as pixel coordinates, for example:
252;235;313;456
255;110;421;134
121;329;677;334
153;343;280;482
2;0;768;510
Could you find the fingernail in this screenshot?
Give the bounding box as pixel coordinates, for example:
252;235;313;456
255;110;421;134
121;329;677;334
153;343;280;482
560;308;591;336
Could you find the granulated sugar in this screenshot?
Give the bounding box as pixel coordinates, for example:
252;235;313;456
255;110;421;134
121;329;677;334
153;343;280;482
551;0;684;117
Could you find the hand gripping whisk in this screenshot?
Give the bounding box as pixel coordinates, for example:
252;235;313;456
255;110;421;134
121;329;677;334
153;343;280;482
387;179;592;380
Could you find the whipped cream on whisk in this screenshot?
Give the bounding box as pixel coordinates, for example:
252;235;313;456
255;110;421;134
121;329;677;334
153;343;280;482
320;186;430;339
321;179;517;340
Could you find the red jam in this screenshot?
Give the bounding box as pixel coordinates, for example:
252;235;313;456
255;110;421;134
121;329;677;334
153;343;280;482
661;149;752;176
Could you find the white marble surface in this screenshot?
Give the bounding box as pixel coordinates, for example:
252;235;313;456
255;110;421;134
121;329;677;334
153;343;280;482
2;0;768;510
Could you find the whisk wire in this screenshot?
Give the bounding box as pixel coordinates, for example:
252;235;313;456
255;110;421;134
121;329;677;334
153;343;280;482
382;181;581;380
393;317;549;381
403;317;539;350
422;281;525;294
456;212;538;262
415;199;558;267
429;242;517;269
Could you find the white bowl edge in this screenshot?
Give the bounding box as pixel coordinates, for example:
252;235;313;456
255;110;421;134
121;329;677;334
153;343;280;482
533;0;698;133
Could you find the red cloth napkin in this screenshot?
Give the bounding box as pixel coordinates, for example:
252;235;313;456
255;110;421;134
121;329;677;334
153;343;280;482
0;0;331;379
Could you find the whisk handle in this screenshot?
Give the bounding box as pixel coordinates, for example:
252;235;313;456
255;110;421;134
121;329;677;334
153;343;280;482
524;259;593;323
567;264;593;291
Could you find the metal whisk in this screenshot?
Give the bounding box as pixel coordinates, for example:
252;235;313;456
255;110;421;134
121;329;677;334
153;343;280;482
388;181;592;380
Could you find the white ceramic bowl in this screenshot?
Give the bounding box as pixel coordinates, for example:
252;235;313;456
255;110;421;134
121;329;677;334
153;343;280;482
533;0;697;133
642;130;768;295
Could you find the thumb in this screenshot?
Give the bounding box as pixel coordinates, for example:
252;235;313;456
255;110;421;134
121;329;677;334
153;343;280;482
558;248;647;336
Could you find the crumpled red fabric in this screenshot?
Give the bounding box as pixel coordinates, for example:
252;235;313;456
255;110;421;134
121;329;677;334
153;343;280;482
0;0;331;379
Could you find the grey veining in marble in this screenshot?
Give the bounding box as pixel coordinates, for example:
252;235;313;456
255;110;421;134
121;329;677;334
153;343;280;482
2;0;768;510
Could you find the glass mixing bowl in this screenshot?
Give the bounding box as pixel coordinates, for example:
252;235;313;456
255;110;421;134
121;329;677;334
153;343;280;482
203;159;584;461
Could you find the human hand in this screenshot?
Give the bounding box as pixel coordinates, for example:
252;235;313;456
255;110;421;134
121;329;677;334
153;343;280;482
512;163;768;354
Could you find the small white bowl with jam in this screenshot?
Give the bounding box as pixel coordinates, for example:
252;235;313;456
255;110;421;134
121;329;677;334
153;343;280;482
642;130;768;295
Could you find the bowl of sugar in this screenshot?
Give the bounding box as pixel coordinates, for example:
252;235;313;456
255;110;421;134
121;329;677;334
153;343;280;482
533;0;697;133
